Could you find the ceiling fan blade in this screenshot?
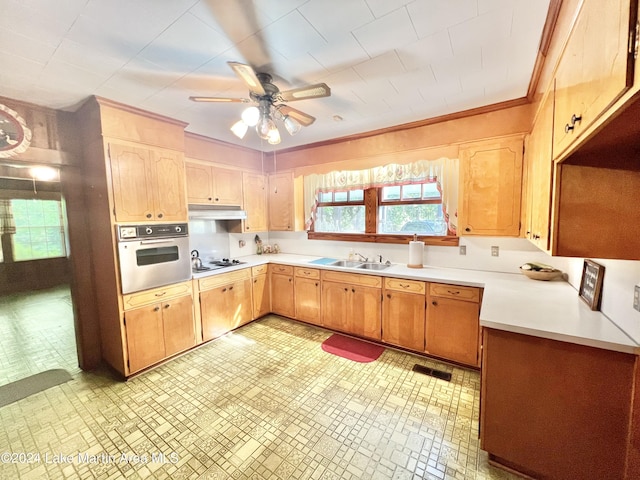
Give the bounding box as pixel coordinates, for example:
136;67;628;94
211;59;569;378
228;61;266;96
278;83;331;102
278;105;316;126
189;96;250;103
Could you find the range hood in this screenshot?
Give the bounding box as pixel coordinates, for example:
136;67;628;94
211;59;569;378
188;205;247;220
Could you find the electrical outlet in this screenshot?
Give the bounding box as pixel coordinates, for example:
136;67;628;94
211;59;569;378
491;246;499;257
634;285;640;312
459;245;466;255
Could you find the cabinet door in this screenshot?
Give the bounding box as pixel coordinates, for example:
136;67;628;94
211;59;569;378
212;167;243;205
242;172;268;232
109;143;154;222
162;294;195;357
200;285;235;341
526;91;554;251
271;273;295;317
252;273;271;319
229;278;253;328
382;291;425;351
268;171;294;231
150;149;187;221
459;137;523;236
125;304;166;373
348;285;382;340
426;297;479;366
553;0;635;159
185;163;214;204
321;281;349;332
294;277;321;325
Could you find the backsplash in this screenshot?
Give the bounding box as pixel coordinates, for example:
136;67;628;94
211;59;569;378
188;219;232;261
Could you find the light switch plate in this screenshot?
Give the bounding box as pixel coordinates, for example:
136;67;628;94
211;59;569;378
491;246;499;257
634;285;640;312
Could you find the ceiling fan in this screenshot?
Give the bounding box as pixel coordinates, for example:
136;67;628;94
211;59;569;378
189;62;331;144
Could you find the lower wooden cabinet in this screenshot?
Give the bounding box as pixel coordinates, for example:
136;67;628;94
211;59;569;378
425;283;481;367
481;328;638;480
124;291;195;374
199;269;252;341
382;278;426;351
270;264;295;317
251;265;270;319
321;271;382;341
294;267;321;325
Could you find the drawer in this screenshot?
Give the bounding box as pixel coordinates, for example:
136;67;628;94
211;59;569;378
269;264;294;275
252;264;268;276
429;283;480;303
122;281;192;310
321;270;382;288
199;268;251;291
295;267;320;279
384;277;426;294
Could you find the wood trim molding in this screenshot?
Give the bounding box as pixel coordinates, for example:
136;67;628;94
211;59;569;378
527;0;564;100
307;231;459;247
91;96;189;128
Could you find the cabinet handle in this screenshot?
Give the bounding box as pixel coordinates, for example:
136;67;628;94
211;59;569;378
214;197;219;202
387;293;391;299
432;301;438;306
571;114;582;125
229;286;234;290
154;306;160;312
344;287;348;292
303;271;310;275
315;283;318;287
222;288;227;292
564;123;575;133
157;213;163;218
146;213;152;218
351;288;355;293
154;291;167;297
447;290;460;295
465;227;471;232
288;278;292;283
208;197;212;201
399;283;410;289
164;304;170;309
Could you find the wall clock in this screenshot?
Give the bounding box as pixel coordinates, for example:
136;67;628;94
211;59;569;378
0;103;31;158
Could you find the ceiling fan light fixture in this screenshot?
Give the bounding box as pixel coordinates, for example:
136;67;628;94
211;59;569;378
256;115;276;140
241;106;260;126
267;127;281;145
230;120;248;139
283;115;301;135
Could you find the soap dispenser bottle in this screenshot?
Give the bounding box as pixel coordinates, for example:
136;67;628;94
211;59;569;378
348;248;354;261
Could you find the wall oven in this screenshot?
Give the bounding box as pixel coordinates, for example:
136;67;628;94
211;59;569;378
116;223;191;294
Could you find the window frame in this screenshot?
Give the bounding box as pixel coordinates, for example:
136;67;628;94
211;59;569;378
308;185;458;246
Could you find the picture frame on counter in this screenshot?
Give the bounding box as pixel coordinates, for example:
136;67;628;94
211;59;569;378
578;259;605;311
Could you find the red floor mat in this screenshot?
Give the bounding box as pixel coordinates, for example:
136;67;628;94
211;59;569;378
321;334;385;363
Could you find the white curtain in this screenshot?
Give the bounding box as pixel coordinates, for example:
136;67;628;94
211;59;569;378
303;158;459;234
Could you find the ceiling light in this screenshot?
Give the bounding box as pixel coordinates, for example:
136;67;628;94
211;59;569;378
29;166;58;181
241;106;260;126
267;128;281;145
230;120;248;139
283;115;301;135
256;115;277;140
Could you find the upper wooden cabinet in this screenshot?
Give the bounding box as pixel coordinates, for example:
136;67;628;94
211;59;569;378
458;137;523;236
109;142;187;222
185;162;243;206
268;171;294;231
552;0;637;161
242;172;268;232
525;90;555;252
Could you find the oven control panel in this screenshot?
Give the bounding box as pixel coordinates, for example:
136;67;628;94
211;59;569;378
117;223;188;240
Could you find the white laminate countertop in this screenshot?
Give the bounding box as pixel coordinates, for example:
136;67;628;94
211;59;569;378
192;253;639;355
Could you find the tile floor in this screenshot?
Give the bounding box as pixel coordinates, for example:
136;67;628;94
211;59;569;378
0;287;519;480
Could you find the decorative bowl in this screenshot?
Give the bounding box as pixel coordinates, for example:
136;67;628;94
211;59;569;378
520;267;563;281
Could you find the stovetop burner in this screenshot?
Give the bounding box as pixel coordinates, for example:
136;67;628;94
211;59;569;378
210;258;246;267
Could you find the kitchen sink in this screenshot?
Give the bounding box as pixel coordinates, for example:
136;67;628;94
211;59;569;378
328;260;364;268
357;262;391;270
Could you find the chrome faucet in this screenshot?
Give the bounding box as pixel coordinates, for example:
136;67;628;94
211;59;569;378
354;252;368;262
377;254;391;265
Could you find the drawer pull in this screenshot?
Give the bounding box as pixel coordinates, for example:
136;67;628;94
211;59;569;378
229;286;234;290
303;271;310;275
400;283;410;288
222;288;227;292
447;290;460;295
155;291;167;297
164;304;170;309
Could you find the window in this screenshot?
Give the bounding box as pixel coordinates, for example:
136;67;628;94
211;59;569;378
310;182;454;244
314;189;365;233
10;199;66;261
378;183;447;235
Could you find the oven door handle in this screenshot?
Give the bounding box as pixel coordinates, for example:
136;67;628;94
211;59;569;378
138;239;177;245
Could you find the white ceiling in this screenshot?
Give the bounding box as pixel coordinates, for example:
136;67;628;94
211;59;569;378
0;0;551;151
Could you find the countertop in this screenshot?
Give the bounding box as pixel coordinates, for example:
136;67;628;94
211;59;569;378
192;253;639;355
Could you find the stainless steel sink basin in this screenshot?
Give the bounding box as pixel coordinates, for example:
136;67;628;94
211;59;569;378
329;260;364;268
357;262;391;270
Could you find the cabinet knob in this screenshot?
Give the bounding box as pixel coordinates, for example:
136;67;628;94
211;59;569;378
154;306;160;312
288;278;292;283
564;123;575;133
351;288;355;293
157;213;163;218
571;114;582;125
465;227;471;232
432;301;438;306
386;293;391;299
222;288;227;292
208;197;212;201
344;287;348;292
214;197;219;202
315;282;318;287
164;304;170;309
146;213;152;219
229;286;234;290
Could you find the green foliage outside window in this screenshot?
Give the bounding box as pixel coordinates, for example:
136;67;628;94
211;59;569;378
11;199;66;261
